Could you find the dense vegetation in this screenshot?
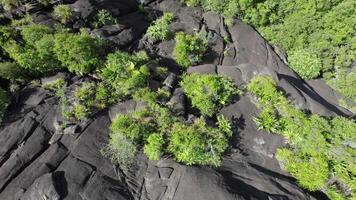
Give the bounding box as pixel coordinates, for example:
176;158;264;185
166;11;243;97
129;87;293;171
248;75;356;199
182;0;355;104
103;87;235;170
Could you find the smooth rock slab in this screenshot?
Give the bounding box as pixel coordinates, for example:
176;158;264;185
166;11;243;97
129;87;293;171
20;173;60;200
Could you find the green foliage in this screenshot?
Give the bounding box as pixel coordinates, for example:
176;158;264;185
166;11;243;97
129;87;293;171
276;148;329;191
0;62;27;81
288;49;322;80
58;82;114;121
42;78;66;91
168;117;230;166
53;5;73;24
253;105;281;133
10;15;33;27
21;24;53;46
144;133;164;160
93;10;117;28
105;87;234;167
73;103;88;120
101;132;137;172
183;0;356;101
111;114;155;143
0;88;9;122
100;51;150;97
146;12;175;42
53;32;103;75
173;32;208;68
74;82;96;108
217;115;233;137
2;24;60;75
0;0;19;10
181;73;239;116
329;69;356;102
248;75;356;198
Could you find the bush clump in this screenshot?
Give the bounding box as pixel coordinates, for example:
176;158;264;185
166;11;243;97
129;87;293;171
181;73;239;116
2;24;60;75
93;9;117;28
54;32;104;75
53;4;73;24
100;51;150;98
143;133;164;160
288;49;322;80
247;75;356;198
146;12;175;42
173;32;208;68
168;117;231;166
0;62;27;81
0;0;19;10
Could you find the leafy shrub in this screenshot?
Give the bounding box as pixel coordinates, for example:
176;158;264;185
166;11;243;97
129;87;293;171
247;75;282;105
329;69;356;102
146;12;174;42
0;88;9;122
1;24;60;75
21;24;53;46
42;78;66;91
181;73;238;116
248;75;356;198
110;114;156;143
144;133;164;160
217;115;233;137
276;148;329;191
93;9;117;28
53;32;103;75
53;5;73;24
74;82;96;107
0;0;19;10
73;103;88;120
0;62;27;81
101;132;137;172
11;15;33;27
94;82;116;109
100;51;150;97
168;117;230;166
254;105;281;133
288;49;322;80
173;32;208;68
